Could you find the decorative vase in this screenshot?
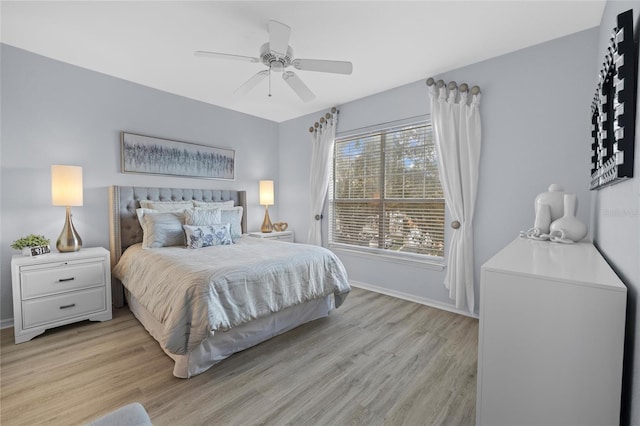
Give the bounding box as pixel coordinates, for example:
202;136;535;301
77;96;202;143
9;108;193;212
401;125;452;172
534;184;565;222
549;194;588;242
533;202;551;234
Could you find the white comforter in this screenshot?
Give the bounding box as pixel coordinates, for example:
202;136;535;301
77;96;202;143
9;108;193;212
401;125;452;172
112;237;350;355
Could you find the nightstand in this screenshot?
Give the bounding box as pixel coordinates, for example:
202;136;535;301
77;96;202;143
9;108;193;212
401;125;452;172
11;247;112;344
248;230;294;242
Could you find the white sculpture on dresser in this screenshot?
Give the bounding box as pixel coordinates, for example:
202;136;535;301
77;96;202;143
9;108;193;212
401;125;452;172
533;183;564;233
549;193;588;242
521;184;588;243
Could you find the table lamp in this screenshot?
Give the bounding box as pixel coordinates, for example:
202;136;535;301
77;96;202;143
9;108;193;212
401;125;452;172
259;180;274;233
51;165;83;252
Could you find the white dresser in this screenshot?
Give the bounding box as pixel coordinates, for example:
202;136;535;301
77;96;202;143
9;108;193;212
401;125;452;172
476;237;626;426
11;247;112;343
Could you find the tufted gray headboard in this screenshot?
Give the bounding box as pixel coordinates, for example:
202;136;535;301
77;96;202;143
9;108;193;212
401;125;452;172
108;186;247;307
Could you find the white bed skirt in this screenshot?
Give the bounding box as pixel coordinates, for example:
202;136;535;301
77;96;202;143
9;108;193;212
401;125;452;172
125;290;334;378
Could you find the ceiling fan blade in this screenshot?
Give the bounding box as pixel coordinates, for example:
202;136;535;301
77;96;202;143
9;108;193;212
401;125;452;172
292;58;353;75
268;20;291;56
195;51;259;63
282;71;316;102
234;70;270;96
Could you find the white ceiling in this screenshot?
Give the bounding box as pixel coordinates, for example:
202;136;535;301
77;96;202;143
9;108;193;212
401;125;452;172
1;1;605;123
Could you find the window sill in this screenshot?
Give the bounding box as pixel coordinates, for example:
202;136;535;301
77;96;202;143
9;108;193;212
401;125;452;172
329;244;445;271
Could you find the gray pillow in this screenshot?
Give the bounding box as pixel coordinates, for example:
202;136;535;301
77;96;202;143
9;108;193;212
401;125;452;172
142;211;186;248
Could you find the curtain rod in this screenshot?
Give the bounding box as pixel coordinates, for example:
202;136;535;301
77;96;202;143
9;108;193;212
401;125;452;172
336;114;430;138
426;77;481;95
309;107;338;133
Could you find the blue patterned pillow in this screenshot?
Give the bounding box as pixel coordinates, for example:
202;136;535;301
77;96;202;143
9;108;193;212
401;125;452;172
183;224;233;249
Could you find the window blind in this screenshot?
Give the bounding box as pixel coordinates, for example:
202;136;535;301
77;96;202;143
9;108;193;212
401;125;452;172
329;122;444;258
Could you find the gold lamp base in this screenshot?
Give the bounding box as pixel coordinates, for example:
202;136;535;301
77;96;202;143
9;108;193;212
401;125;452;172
261;205;273;233
57;206;82;252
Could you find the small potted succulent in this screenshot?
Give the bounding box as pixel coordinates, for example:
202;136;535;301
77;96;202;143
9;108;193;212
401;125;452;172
11;234;51;256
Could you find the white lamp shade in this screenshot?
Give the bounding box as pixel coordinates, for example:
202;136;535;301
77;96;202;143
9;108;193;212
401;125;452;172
259;180;274;206
51;165;83;206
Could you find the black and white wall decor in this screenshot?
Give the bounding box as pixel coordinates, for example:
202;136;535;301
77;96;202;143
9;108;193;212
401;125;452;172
121;132;235;180
591;9;637;190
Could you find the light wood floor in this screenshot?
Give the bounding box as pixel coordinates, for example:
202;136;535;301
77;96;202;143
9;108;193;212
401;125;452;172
0;287;479;426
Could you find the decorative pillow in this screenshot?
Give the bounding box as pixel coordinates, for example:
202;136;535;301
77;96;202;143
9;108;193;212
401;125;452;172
136;207;159;241
220;206;244;240
135;207;156;227
183;224;233;249
184;208;222;227
139;200;194;211
142;211;186;248
193;200;235;208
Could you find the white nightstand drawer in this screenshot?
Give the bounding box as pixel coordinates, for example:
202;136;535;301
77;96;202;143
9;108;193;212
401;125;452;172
21;261;105;299
248;230;294;242
22;287;107;329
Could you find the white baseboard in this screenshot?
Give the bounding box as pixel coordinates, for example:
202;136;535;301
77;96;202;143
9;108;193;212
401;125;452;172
0;317;14;330
350;280;479;319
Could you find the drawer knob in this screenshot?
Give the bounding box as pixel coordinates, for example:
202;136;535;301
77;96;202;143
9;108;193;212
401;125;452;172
57;277;75;282
59;303;76;310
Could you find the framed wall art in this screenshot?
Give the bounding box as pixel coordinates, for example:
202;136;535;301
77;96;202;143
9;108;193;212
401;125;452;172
590;9;637;190
121;132;235;180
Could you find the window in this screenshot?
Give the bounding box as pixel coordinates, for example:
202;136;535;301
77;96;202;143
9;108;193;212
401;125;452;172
329;122;444;259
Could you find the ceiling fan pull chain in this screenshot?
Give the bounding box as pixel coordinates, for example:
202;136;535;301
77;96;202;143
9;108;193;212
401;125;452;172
268;65;272;98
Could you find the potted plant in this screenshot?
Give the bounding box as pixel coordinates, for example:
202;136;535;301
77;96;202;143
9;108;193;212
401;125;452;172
11;234;51;256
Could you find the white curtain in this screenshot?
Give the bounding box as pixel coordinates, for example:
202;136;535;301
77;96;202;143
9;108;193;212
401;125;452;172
307;115;337;246
428;84;482;314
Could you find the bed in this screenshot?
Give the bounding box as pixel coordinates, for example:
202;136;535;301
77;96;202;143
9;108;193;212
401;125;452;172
108;186;350;378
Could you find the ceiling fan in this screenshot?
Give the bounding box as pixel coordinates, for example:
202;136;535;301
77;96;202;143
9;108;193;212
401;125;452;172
195;20;353;102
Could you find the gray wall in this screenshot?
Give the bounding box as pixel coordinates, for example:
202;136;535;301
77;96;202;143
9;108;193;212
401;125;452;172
279;27;598;315
591;2;640;424
0;44;280;323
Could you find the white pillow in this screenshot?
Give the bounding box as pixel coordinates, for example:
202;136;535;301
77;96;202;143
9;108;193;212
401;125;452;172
184;208;222;227
193;200;235;208
183;224;233;249
135;208;157;237
139;200;194;211
220;207;243;240
141;211;186;248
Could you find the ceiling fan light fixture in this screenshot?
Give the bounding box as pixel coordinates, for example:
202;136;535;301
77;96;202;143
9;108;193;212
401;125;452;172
270;61;284;72
195;19;353;102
